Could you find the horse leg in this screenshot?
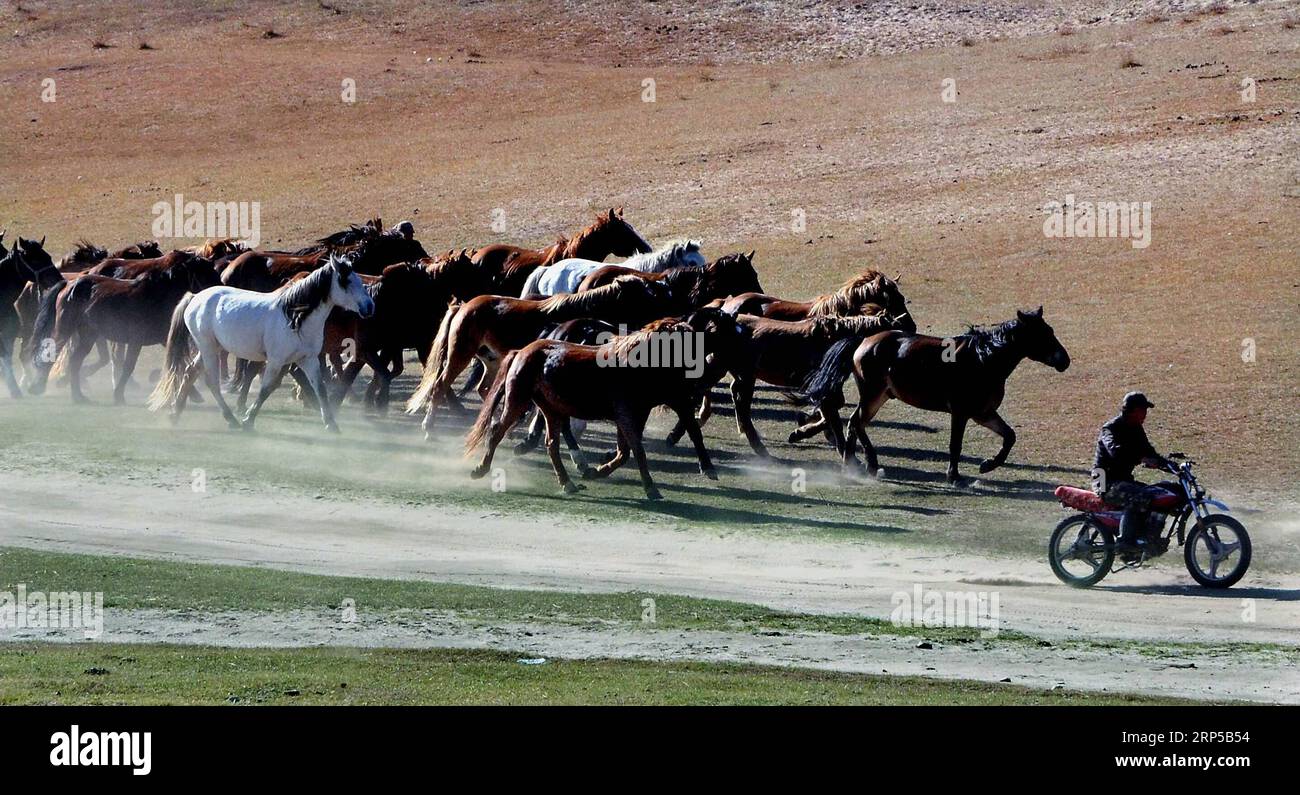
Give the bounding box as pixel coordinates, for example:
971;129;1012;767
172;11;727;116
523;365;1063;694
696;392;712;424
618;408;662;500
81;338;111;378
67;334;97;404
974;411;1016;475
731;376;770;458
672;400;717;481
333;356;367;410
242;361;289;431
514;409;546;456
0;335;20;399
589;430;628;480
538;405;581;494
236;360;258;413
201;353;243;430
818;388;848;459
457;357;485;398
171;353;204;422
947;414;970;484
469;380;535;480
298;355;339;432
112;343;142;405
287;363;321;411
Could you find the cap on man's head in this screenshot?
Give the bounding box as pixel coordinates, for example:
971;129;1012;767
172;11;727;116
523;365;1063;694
1122;391;1155;412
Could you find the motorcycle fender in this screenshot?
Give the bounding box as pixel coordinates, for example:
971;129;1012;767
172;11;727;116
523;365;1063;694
1204;499;1230;512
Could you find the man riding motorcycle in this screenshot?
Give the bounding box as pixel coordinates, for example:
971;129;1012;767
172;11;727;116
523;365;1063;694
1093;392;1174;555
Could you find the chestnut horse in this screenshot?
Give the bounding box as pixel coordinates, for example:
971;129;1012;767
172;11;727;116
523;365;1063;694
1;236;62;397
714;270;915;331
405;275;670;437
471;207;651;296
797;307;1070;482
29;256;221;403
465;307;750;499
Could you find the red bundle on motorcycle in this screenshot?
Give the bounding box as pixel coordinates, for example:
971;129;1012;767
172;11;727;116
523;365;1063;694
1054;485;1107;513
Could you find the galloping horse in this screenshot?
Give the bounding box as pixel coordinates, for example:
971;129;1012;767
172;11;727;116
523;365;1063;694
519;240;704;297
798;307;1070;482
471;207;651;296
405;275;670;437
29;255;220;403
220;218;427;292
1;236;62;397
465;307;750;499
328;255;482;411
149;255;375;431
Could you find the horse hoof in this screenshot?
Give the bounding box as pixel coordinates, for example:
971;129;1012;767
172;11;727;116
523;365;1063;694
644;490;664;501
469;466;488;480
561;481;583;494
579;467;597;479
978;460;997;474
786;431;800;444
703;468;719;481
664;434;680;448
511;442;531;456
326;424;340;434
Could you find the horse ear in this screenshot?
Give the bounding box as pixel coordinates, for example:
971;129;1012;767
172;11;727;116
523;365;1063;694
1035;305;1044;317
747;250;755;261
39;235;45;247
616;206;624;217
607;208;617;220
894;272;903;283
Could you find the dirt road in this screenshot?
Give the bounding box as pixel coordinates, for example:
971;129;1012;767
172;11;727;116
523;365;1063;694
3;471;1294;646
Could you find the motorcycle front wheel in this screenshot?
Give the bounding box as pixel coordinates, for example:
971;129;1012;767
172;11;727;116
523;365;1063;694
1048;514;1114;588
1184;514;1251;589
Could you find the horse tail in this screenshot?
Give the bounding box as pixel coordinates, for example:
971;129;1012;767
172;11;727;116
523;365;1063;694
798;336;860;404
405;298;459;414
46;278;96;380
147;292;196;412
464;349;520;454
25;284;65;393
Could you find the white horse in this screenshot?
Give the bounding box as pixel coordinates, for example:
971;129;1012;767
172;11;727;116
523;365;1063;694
519;239;704;297
148;254;374;431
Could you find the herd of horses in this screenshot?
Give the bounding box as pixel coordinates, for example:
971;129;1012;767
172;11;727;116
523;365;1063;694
0;209;1072;499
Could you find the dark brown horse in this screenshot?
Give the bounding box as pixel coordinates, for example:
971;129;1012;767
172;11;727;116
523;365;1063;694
406;275;671;437
220;218;427;292
29;256;220;403
798;307;1070;482
465;307;749;499
666;310;902;459
1;236;62;397
471;208;651;296
328;252;482;411
577;251;764;313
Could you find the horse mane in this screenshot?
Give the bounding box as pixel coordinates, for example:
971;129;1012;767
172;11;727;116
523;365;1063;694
625;239;700;271
606;317;693;359
278;263;336;330
539;274;641;315
809;311;892;337
958;318;1022;363
807;269;899;318
195;237;247;258
294;217;386;255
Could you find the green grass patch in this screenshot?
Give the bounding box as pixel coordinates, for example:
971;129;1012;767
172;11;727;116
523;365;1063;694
0;643;1195;705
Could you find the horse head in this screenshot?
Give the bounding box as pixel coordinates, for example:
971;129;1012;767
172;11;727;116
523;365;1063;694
16;236;61;289
597;207;651;257
328;254;375;318
1017;306;1070;372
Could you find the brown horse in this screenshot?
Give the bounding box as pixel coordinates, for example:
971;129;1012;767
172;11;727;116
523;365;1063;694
666;310;902;459
797;307;1070;482
406;275;670;437
576;251;764;313
471;207;651;296
465;307;749;499
29;256;220;403
714;269;916;332
1;236;62;397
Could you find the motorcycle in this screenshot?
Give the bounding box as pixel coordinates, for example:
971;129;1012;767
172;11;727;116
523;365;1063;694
1047;454;1251;588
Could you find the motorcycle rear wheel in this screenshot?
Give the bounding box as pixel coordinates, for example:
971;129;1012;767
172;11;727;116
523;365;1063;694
1184;514;1251;589
1048;515;1114;588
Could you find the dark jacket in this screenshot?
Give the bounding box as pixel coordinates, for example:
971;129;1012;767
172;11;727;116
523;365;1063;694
1094;415;1159;486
